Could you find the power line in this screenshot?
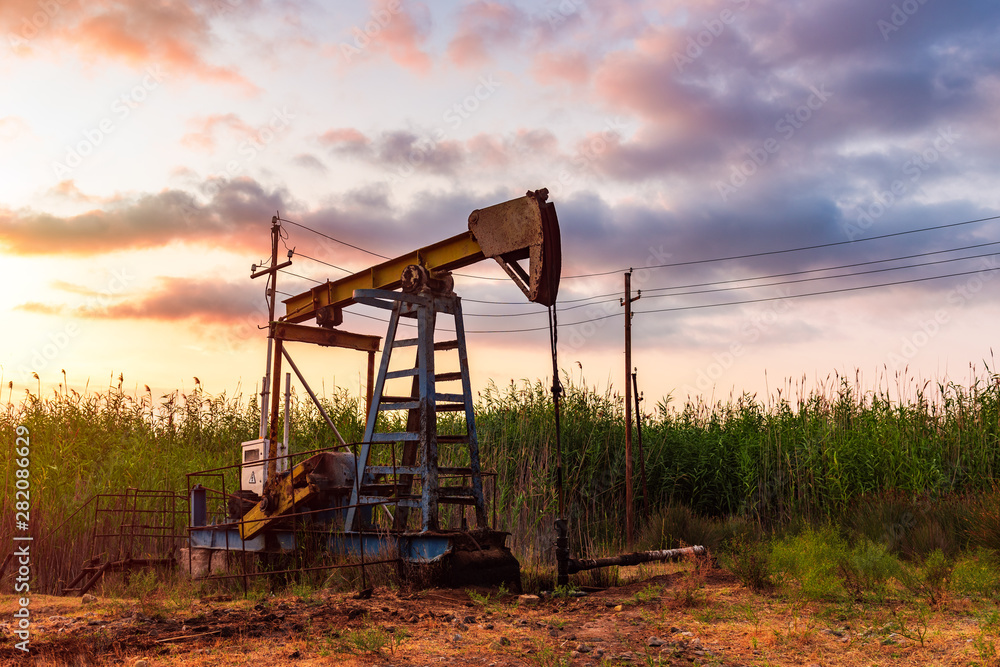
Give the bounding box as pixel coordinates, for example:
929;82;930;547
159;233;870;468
465;297;619;317
271;214;1000;331
562;213;1000;279
340;300;621;334
277;216;391;260
279;214;531;282
454;271;511;281
279;210;1000;285
293;251;353;275
644;250;1000;301
286;263;1000;335
467;311;620;334
644;240;1000;294
458;285;619;306
463;243;1000;317
636;265;1000;315
463;290;619;305
284;248;1000;320
279;269;324;284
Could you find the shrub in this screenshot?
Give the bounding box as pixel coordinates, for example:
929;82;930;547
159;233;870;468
770;526;845;601
637;504;754;553
900;549;953;605
722;536;774;592
838;490;974;561
837;539;901;601
970;489;1000;551
950;549;1000;600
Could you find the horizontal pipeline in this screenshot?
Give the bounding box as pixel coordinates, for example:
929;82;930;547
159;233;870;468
567;545;705;574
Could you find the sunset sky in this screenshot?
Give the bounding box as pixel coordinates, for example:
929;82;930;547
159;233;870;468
2;0;999;413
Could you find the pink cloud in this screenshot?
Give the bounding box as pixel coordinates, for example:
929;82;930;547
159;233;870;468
531;50;591;87
320;127;371;148
446;1;527;68
465;133;509;168
181;114;256;151
0;115;32;142
18;277;260;325
84;276;258;324
48;180;102;203
334;1;433;75
1;0;255;89
592;25;708;130
377;0;433;75
319;127;374;161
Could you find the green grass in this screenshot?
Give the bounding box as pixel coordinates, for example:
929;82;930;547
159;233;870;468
336;625;407;656
4;368;1000;594
468;581;510;610
951;549;1000;600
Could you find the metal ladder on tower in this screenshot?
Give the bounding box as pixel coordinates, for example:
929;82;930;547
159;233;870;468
344;287;487;533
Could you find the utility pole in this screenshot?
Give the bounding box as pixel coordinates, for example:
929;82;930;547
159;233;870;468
621;270;641;548
251;215;293;479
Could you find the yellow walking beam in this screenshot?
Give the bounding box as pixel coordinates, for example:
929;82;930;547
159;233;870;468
281;189;560;325
281;231;484;324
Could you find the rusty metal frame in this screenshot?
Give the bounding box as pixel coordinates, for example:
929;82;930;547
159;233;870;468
61;488;187;595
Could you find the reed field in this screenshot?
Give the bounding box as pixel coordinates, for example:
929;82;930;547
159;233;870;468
2;368;1000;595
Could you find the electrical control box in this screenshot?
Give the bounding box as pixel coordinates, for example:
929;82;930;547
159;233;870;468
241;439;289;494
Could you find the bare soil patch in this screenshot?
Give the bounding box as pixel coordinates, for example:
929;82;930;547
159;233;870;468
2;564;997;666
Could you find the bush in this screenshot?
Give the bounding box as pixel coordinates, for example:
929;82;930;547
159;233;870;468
637;504;754;553
838;491;974;561
722;536;774;592
900;549;953;605
770;526;846;601
970;489;1000;552
950;549;1000;600
838;539;901;601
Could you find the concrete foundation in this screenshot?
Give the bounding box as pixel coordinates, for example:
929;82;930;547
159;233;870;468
179;547;229;578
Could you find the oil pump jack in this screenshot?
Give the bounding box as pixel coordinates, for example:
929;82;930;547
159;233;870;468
188;189;560;589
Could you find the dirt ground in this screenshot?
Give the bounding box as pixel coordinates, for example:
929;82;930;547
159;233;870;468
2;563;998;666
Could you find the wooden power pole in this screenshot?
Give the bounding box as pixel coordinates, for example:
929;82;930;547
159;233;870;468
250;216;293;479
621;270;641;547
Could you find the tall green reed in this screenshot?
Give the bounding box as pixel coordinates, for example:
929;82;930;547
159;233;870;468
4;367;1000;592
